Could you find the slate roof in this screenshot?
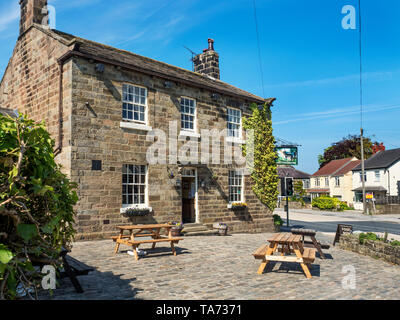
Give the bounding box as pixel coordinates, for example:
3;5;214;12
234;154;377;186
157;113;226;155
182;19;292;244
352;148;400;171
277;166;311;179
46;27;272;105
312;158;354;177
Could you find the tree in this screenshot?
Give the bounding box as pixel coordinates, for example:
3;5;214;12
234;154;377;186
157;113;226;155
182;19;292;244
318;135;383;168
242;102;278;211
0;113;78;300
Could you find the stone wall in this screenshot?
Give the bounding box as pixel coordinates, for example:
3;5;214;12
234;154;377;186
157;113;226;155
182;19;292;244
375;204;400;214
339;234;400;265
0;26;72;172
69;57;274;240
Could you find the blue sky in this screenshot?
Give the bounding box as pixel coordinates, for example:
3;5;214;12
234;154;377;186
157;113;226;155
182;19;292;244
0;0;399;174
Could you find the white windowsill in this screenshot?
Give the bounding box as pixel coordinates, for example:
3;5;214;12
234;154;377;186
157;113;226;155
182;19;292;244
120;206;153;214
179;131;201;139
226;136;245;144
120;121;153;131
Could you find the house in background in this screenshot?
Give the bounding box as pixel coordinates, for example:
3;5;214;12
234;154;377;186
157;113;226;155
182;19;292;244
277;165;311;197
352;148;400;210
309;157;360;206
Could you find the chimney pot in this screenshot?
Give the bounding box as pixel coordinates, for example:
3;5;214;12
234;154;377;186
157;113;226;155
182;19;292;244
208;38;215;51
193;39;220;79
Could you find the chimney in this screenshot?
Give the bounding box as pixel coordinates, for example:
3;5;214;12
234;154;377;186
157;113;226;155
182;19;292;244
193;39;220;80
19;0;48;35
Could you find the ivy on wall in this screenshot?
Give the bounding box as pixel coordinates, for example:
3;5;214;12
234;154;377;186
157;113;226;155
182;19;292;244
242;102;278;211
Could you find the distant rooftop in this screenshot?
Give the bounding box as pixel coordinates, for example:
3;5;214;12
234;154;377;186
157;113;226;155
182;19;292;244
277;166;311;179
353;148;400;171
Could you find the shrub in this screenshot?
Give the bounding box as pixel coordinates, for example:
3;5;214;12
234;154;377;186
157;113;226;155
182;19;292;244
312;196;341;210
0;114;78;299
359;232;380;244
390;240;400;247
273;214;284;227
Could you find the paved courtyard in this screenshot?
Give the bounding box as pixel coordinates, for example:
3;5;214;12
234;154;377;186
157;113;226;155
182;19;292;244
39;232;400;300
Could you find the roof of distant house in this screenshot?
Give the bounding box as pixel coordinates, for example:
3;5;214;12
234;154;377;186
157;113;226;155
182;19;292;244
353;148;400;171
312;157;356;177
277;166;311;179
37;26;273;105
334;159;361;176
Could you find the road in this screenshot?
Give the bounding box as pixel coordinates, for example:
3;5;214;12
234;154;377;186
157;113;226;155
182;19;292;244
275;208;400;236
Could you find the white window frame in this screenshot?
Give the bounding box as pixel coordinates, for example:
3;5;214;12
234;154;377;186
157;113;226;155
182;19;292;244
122;164;148;209
228;170;244;204
359;172;367;182
335;176;340;187
325;177;329;187
227;107;242;139
315;178;320;187
180;97;197;133
122;83;148;124
375;170;380;182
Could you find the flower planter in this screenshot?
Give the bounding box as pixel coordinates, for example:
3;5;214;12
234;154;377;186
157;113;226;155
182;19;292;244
218;227;228;236
171;226;183;237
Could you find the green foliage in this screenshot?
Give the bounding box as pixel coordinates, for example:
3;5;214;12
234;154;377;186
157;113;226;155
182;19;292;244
390;240;400;247
0;113;78;299
359;232;400;247
242;102;278;211
273;214;284;227
318;134;382;168
312;196;342;211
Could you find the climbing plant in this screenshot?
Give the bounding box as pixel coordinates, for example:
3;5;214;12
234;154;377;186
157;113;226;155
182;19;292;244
0;113;78;300
242;102;278;211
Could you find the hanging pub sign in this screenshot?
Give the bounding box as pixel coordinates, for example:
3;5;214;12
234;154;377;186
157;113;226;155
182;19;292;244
275;146;298;165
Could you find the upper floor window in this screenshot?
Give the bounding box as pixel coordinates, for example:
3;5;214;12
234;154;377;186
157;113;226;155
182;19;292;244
122;84;147;123
335;177;340;187
375;170;380;182
227;108;242;138
122;164;147;207
325;177;329;187
315;178;320;187
180;97;196;132
229;170;244;203
359;172;367;182
303;179;310;189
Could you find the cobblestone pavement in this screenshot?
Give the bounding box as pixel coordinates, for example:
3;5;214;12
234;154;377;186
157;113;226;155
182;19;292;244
39;233;400;300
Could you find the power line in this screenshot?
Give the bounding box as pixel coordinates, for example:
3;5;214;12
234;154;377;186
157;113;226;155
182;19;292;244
252;0;265;97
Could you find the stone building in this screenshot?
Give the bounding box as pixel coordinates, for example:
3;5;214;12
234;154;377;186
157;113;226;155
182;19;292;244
0;0;276;240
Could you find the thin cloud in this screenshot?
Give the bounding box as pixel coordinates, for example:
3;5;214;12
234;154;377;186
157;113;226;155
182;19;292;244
274;103;400;125
0;2;19;32
266;70;399;89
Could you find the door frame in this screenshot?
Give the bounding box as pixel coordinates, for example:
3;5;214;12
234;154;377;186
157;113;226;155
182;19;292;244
181;168;199;223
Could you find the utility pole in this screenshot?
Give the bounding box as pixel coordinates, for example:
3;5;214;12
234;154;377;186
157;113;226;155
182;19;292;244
361;129;367;214
359;0;367;215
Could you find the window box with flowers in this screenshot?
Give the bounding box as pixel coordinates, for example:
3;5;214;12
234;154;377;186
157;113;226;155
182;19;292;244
227;202;248;210
120;206;152;217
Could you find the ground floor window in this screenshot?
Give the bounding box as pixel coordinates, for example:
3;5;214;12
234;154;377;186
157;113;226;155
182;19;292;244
354;192;363;203
122;164;147;207
229;170;244;203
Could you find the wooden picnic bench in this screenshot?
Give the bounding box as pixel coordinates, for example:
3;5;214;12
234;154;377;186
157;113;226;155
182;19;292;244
112;224;183;261
253;233;316;279
291;228;328;259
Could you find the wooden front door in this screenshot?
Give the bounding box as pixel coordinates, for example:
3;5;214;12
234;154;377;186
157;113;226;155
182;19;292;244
182;176;196;223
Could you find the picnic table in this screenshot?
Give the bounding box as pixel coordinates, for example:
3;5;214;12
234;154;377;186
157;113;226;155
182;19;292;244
291;228;327;259
253;233;316;279
111;224;183;261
